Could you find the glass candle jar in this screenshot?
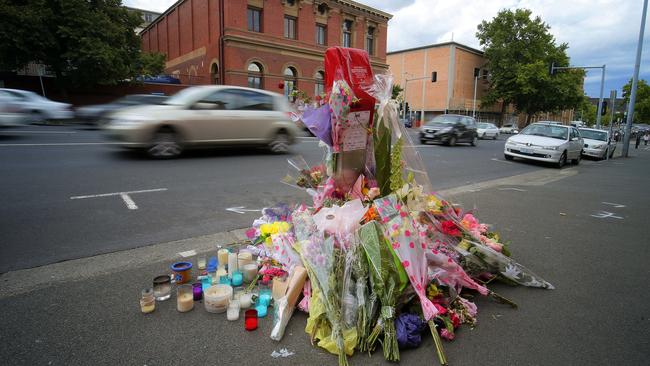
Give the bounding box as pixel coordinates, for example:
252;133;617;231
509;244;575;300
239;292;253;309
231;271;243;287
177;284;194;312
245;309;258;331
192;282;203;301
237;250;253;269
153;275;172;301
228;252;238;276
227;299;240;321
217;249;229;269
140;288;155;314
197;256;207;270
203;284;232;313
242;263;258;283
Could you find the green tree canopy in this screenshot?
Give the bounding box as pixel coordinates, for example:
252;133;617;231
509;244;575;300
622;79;650;123
476;9;585;125
0;0;164;90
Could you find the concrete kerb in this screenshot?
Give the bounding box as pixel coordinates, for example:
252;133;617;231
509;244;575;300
0;228;249;299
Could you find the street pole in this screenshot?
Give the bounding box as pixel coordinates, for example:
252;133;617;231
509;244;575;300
595;65;606;130
607;90;616;161
38;65;46;97
402;78;408;119
472;75;477;118
622;0;648;158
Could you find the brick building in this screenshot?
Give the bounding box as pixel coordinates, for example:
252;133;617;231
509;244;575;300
139;0;391;97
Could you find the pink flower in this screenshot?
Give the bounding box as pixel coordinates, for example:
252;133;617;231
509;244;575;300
440;328;455;341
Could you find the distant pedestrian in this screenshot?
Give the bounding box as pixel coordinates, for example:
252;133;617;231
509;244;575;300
644;132;649;146
635;133;641;149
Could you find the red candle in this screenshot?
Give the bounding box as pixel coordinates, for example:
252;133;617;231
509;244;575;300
245;309;258;331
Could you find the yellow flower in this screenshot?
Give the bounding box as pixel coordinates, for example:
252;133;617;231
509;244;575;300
265;236;273;246
458;240;471;251
279;221;290;232
260;223;272;235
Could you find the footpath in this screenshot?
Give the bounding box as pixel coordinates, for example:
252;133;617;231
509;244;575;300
1;149;649;366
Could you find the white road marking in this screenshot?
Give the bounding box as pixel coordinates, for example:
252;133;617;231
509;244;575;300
226;206;263;214
602;202;626;208
70;188;167;210
120;193;138;210
0;142;136;147
590;211;623;220
178;250;197;258
498;187;527;192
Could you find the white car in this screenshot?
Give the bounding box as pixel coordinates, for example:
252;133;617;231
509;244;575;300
477;122;499;139
499;124;519;134
105;85;301;158
0;91;29;127
579;128;614;160
0;88;73;122
504;122;584;168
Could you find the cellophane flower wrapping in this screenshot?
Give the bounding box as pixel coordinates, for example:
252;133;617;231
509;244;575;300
358;221;409;361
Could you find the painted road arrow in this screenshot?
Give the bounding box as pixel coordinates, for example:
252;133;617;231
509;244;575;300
226;206;262;214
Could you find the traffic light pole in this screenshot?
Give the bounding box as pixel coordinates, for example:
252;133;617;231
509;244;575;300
402;74;434;120
552;64;606;129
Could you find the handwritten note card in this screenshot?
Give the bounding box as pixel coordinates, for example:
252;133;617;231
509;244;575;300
342;111;370;152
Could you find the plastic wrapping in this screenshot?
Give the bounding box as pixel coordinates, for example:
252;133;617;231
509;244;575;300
396;313;427;349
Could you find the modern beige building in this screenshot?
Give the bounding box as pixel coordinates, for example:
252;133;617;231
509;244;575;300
388;41;503;124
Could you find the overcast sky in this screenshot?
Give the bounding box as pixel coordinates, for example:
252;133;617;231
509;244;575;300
124;0;649;97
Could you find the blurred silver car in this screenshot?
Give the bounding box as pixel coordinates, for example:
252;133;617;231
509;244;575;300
104;85;300;158
579;128;614;159
504;122;584;168
0;88;73;122
0;91;29;127
477;122;499;139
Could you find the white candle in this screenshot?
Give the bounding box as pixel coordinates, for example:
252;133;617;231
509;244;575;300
176;293;194;312
217;249;229;268
203;285;232;313
238;251;253;269
228;252;238;277
239;293;253;309
243;263;258;283
227;299;240;321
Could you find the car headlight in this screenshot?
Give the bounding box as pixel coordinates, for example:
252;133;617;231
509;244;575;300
542;146;559;150
592;144;604;149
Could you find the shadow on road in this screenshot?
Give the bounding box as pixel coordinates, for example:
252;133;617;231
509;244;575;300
109;146;286;161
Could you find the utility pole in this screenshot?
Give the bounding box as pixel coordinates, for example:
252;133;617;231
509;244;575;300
622;0;648;157
472;68;479;118
607;90;616;160
402;72;436;120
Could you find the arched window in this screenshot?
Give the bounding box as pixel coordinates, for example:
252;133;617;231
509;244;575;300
314;70;325;97
210;63;219;85
283;66;297;97
247;62;263;89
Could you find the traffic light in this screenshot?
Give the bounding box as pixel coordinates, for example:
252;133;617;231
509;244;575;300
474;68;480;78
405;102;410;115
431;71;437;82
601;101;608;115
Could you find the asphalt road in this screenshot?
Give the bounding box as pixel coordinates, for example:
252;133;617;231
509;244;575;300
1;145;648;365
0;125;599;272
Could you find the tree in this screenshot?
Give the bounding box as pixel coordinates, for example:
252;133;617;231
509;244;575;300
476;9;585;126
0;0;162;93
622;79;650;123
392;83;403;101
138;52;166;77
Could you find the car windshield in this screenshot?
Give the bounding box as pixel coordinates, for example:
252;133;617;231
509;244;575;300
478;123;489;128
579;129;607;141
426;115;459;125
520;124;568;140
163;87;210;106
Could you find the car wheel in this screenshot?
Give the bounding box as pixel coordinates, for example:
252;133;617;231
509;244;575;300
504;154;513;161
448;135;457;146
269;131;290;154
572;151;581;165
557;151;567;168
493;134;498;140
420;139;427;145
148;129;182;158
30;110;45;124
470;135;478;146
481;133;486;139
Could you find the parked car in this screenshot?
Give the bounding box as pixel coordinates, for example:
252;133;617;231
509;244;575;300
499;124;519;134
0;91;29;127
0;88;73;122
76;94;168;125
419;114;478;146
104;85;301;158
504;122;583;168
477;122;499;139
579;127;615;160
400;118;412;128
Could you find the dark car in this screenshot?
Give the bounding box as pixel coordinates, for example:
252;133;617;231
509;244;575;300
401;118;413;128
75;94;168;124
419;114;478;146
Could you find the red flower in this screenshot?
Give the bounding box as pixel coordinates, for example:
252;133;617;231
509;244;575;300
433;303;447;315
441;220;462;237
449;312;461;328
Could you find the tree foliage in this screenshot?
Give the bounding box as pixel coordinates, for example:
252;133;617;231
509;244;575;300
476;9;585;125
392;83;403;101
622;79;650;123
0;0;164;88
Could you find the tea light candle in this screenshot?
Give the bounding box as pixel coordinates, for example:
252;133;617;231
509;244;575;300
228;252;238;276
242;263;258;283
218;249;229;268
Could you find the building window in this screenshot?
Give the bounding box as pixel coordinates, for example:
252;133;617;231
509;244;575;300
314;71;325;97
482;69;489;80
343;20;353;47
283;67;297;97
366;26;375;55
247;7;261;32
247;62;263;89
210;63;219;85
316;24;326;45
284;16;297;39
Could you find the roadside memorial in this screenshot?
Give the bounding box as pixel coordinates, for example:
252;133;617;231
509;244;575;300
139;47;553;366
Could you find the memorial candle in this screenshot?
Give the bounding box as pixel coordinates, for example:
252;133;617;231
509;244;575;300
217;249;229;268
